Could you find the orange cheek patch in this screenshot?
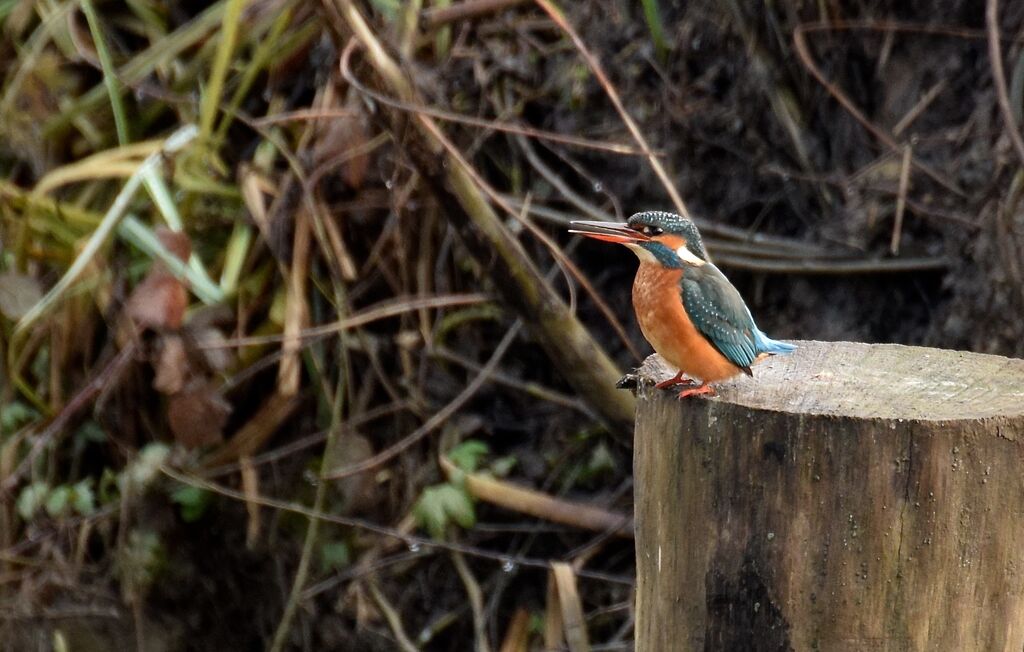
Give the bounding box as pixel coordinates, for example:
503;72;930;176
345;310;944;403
655;234;687;251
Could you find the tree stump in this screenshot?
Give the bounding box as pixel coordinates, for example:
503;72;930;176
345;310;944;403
629;341;1024;651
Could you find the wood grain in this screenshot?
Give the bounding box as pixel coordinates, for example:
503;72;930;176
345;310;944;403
631;341;1024;651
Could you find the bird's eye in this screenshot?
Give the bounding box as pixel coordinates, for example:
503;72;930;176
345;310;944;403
642;225;663;236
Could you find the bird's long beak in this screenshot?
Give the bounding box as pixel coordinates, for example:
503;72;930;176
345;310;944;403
568;220;650;244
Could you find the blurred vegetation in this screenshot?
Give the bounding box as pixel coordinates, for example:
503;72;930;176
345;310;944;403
2;0;1023;650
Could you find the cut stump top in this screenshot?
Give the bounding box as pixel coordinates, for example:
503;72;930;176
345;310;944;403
630;340;1024;422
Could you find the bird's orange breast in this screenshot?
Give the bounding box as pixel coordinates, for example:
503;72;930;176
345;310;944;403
632;263;743;383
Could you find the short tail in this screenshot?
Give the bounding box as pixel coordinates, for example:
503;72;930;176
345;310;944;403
753;329;797;355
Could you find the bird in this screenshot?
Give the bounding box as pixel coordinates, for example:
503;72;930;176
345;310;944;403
569;211;796;398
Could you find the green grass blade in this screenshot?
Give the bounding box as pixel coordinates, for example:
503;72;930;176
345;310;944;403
117;215;223;305
13;125;199;335
641;0;668;60
80;0;130;145
140;170;223;303
42;1;227;137
199;0;248;144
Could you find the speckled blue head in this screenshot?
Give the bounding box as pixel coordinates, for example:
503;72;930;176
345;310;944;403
626;211;709;268
568;211;709;268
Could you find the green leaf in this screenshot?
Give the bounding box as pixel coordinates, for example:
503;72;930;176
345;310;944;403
16;482;49;521
122;442;171;490
585;442;615;478
71;480;96;515
73;420;107;447
640;0;669;61
439;485;475;530
118;530;165;600
45;485;72;517
99;468;120;504
489;455;518;477
447;440;489;473
367;0;401;21
171;485;211;522
414;486;449;539
319;541;351;572
1;400;38;434
413;484;476;539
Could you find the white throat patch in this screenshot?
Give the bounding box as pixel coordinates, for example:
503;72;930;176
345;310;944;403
626;243;658;264
675;244;706;266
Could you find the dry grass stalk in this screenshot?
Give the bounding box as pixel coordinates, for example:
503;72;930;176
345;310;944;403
546;562;591;652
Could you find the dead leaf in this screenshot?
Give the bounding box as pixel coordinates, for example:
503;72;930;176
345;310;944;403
239;456;261;549
156;228;192;262
152;334;189;394
547;563;591;652
326;433;376;513
498;608;531;652
125;228;192;331
313;93;371;190
166;379;231;448
0;271;43;320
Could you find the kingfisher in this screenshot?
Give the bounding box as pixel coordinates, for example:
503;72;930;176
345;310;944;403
570;211;796;398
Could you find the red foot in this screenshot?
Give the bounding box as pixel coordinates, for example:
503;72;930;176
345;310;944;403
655;371;695;390
677;383;715;400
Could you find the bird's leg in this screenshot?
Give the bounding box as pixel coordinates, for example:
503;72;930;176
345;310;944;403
677;382;715;399
655;370;695;390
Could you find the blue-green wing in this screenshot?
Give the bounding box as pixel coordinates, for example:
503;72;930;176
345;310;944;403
680;266;759;371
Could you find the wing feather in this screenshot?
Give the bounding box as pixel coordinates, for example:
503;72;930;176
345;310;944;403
679;266;759;371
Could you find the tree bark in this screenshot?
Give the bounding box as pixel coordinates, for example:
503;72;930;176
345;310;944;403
631;341;1024;651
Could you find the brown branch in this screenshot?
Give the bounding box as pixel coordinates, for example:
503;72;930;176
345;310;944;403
324;322;521;480
439;455;633;538
338;43;641;373
331;3;636;433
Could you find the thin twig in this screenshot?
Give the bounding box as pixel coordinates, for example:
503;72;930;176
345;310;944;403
196;293;488;349
892;80;947;137
1;345;135;494
793;22;965;198
159;465;634;585
986;0;1024;167
451;551;492;652
891;144;912;255
333;77;651;155
534;0;691;219
268;320;352;652
431;347;591;414
368;581;421;652
324;321;521;480
339;42;641;370
334;23;636;432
